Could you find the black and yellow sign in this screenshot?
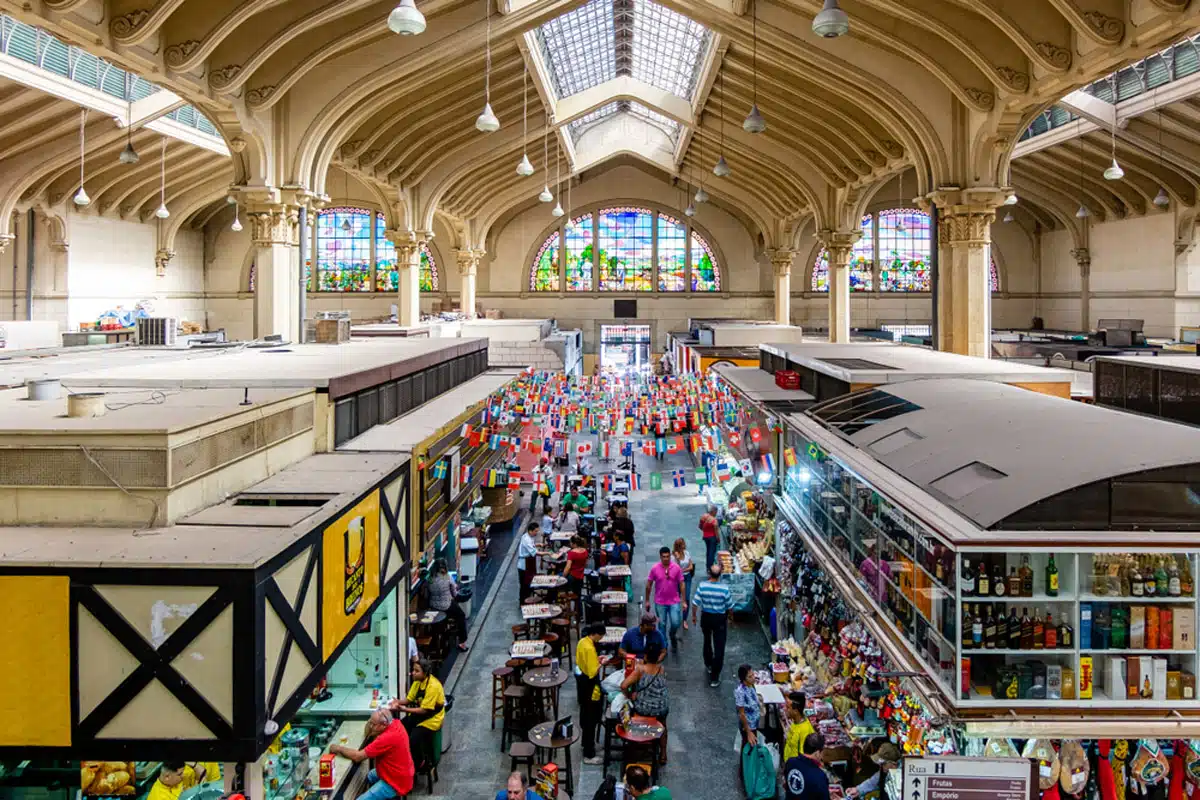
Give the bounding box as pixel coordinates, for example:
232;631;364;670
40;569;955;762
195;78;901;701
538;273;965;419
323;492;380;659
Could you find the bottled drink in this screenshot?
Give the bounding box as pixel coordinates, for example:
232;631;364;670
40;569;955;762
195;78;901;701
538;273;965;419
1043;610;1057;649
962;604;974;651
1007;608;1022;650
1155;558;1169;597
1181;556;1195;597
995;604;1008;646
1020;555;1034;597
972;604;983;648
1045;555;1059;597
1020;608;1034;650
977;562;991;597
1007;567;1021;598
993;565;1006;597
1058;613;1074;649
1144;557;1157;598
962;558;975;597
984;605;997;649
1132;561;1145;598
1169;558;1182;597
1032;610;1045;650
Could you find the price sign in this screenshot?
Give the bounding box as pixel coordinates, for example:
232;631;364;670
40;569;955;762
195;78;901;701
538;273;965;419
901;756;1036;800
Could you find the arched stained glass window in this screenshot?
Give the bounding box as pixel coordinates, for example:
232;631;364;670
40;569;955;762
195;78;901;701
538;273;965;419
376;212;396;291
316;206;371;291
598;207;653;291
690;231;719;291
812;215;873;292
657;213;686;291
419;245;439;292
531;232;561;291
565;213;594;291
878;208;931;291
990;256;1000;292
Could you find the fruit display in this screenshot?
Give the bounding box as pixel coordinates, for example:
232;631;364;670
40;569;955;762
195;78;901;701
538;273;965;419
82;762;135;796
737;537;770;571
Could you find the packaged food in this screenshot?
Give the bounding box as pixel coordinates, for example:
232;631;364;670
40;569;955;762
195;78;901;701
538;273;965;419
1130;739;1169;785
984;738;1020;759
1079;656;1094;699
1059;740;1090;796
1022;739;1061;790
1184;740;1200;783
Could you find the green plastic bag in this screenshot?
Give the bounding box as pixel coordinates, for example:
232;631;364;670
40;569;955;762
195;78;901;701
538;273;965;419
741;743;775;800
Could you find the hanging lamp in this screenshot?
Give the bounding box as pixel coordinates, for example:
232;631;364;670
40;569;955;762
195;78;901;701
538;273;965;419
73;110;90;207
684;175;696;217
339;169;352;231
714;71;731;177
1002;212;1014;224
1004;193;1018;206
517;68;534;176
812;0;850;38
1075;133;1089;219
119;102;139;165
539;126;553;202
1103;80;1123;180
743;0;766;134
1153;96;1170;208
231;201;243;232
894;171;906;233
694;128;708;203
387;0;426;35
154;138;170;219
552;146;564;217
475;0;500;132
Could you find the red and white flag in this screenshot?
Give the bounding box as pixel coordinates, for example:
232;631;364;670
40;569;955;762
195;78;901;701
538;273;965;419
576;441;593;457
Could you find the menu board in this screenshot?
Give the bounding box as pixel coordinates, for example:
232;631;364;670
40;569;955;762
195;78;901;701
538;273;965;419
724;571;755;612
901;756;1036;800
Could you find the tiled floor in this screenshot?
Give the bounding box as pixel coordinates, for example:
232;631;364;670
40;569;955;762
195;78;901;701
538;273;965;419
427;450;768;799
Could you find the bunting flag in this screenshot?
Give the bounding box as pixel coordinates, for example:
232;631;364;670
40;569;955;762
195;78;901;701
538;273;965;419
576;441;593;457
629;473;643;491
716;463;731;482
460;465;474;484
460;423;474;438
650;472;663;491
762;453;776;473
485;469;501;488
641;440;656;456
689;434;702;453
728;431;742;448
783;447;798;468
468;429;483;448
749;426;762;443
508;472;522;490
672;468;687;488
555;474;567;493
488;434;503;450
655;438;666;456
601;440;611;459
695;467;709;486
431;459;448;480
667;436;683;454
621;440;634;457
533;473;545;493
602;475;613;493
739;458;754;476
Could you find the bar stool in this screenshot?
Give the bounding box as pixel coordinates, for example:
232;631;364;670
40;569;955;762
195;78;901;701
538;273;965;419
509;741;537;781
511;624;530;640
501;685;530;752
550;619;573;668
491;666;514;730
543;632;562;664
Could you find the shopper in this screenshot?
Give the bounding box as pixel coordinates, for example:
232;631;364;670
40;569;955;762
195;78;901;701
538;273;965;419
699;505;720;571
561;535;589;596
517;522;540;603
618;612;667;662
782;692;815;762
625;764;672;800
391;658;445;771
147;763;206;800
671;538;695;631
426;558;469;652
734;664;763;748
575;623;606;765
621;641;669;764
645;546;686;648
845;742;901;798
558;502;581;533
690;563;733;686
610;505;636;554
783;732;830;800
328;708;415;800
534;457;555;513
541;505;556;538
495;771;539;800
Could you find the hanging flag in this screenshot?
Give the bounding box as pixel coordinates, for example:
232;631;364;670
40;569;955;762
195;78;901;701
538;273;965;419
533;473;545;493
749;426;762;443
485;469;501;488
667;436;683;454
507;472;522;490
716;463;731;482
655;438;666;456
621;440;634;457
576;441;593;457
695;466;708;486
555;474;567;493
641;440;656;456
650;472;663;490
629;473;643;491
488;433;502;450
431;459;448;480
460;423;474;438
602;474;613;493
601;440;611;459
460;464;474;484
762;453;776;474
783;447;798;468
728;431;742;448
671;468;686;488
738;458;753;476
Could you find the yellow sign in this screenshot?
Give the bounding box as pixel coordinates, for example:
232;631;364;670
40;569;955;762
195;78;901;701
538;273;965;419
323;491;381;659
0;575;71;745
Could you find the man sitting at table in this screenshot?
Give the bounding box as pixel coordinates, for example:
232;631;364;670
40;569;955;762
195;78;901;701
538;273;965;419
328;708;414;800
494;771;538;800
563;487;591;514
624;764;672;800
389;658;444;771
617;612;667;663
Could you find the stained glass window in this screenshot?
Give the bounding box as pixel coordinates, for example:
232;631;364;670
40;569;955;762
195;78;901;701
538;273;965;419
597;207;653;291
375;212;396;291
990;257;1000;292
419;245;439;292
878;208;931;292
316;206;371;291
812;215;873;291
690;231;719;291
565;213;594;291
531;231;562;291
657;213;686;291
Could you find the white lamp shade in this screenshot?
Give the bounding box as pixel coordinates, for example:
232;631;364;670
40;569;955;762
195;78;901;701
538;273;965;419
713;155;731;177
685;202;696;217
1103;158;1124;181
516;154;534;176
119;142;140;165
812;0;850;38
743;103;766;134
1004;193;1018;206
539;186;553;203
552;202;564;218
73;187;90;207
694;186;709;204
387;0;426;34
475;102;500;132
1075;204;1090;219
155;203;170;219
231;216;243;232
1002;212;1014;223
1154;187;1170;207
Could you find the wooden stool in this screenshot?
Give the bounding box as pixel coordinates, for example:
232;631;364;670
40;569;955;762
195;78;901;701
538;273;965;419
491;666;514;730
532;657;551;669
543;632;562;662
550;620;573;668
509;741;537;780
501;685;530;753
511;624;529;640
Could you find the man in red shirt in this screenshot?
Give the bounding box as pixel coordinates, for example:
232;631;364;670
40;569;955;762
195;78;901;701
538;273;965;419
699;504;720;571
328;708;414;799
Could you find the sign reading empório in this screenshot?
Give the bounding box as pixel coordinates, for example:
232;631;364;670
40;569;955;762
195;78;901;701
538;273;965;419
901;756;1036;800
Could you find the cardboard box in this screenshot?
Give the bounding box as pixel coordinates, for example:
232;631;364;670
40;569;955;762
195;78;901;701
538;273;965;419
1175;609;1195;651
1131;606;1146;649
1062;665;1076;700
1046;665;1063;700
1079;656;1094;699
1107;656;1127;701
1146;607;1160;650
1138;656;1154;698
1080;604;1092;650
1168;670;1183;700
1126;656;1141;699
1153;658;1168;700
1185;670;1196;700
1160;608;1173;651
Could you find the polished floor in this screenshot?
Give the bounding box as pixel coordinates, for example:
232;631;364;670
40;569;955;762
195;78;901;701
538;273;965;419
431;449;768;798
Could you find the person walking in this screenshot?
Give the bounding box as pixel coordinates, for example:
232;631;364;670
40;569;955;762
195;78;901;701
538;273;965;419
517;522;540;603
644;547;686;648
690;563;733;686
575;623;606;766
699;505;720;572
426;559;469;652
671;538;695;631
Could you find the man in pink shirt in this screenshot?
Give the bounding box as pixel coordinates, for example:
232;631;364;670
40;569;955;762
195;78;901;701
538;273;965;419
645;546;687;648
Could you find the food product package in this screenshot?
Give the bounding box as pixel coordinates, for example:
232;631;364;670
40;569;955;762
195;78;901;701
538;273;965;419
1022;738;1061;791
1059;740;1090;796
984;738;1020;758
1130;739;1170;786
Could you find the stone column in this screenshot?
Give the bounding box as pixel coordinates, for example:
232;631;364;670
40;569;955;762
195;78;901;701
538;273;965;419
768;250;794;326
246;199;300;340
455;248;483;318
1072;248;1091;332
930;189;1007;357
386;229;431;326
818;230;860;343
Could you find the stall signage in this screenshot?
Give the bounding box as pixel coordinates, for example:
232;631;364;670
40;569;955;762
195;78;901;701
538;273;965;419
901;756;1036;800
322;490;381;659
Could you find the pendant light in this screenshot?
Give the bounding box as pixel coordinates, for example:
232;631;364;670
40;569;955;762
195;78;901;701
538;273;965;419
812;0;850;38
1153;95;1170;208
1004;193;1018;206
231;203;243;232
154;138;170;219
551;146;564;217
714;71;731;177
475;0;500;132
340;169;352;231
1002;212;1014;224
694;127;708;203
743;0;766;134
516;67;534;176
119;102;139;164
894;170;906;233
539;126;553;202
387;0;426;35
684;175;696;217
1103;79;1123;180
73;109;90;207
1075;132;1089;219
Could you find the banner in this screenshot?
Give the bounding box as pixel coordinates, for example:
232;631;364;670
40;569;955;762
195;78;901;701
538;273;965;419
322;491;381;659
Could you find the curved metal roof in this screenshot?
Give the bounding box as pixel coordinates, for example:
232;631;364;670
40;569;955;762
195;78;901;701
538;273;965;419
808;378;1200;529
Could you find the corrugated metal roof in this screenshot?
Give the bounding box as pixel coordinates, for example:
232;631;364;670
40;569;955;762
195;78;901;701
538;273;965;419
811;379;1200;528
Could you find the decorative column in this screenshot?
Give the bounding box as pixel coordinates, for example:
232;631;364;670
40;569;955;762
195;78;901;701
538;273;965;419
930;189;1007;357
768;249;795;326
817;229;860;343
246;193;301;340
455;248;483;318
386;229;432;327
1072;248;1091;332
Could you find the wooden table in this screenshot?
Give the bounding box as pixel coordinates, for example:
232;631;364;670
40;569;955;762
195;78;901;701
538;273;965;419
522;665;569;720
592;591;628;605
599;564;631;578
521;603;563;637
510;640;551;659
529;719;579;796
410;611;447;626
617;715;665;784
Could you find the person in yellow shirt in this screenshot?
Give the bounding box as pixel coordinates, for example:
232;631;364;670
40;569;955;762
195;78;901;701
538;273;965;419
782;692;815;763
575;623;606;766
391;658;445;771
146;763;206;800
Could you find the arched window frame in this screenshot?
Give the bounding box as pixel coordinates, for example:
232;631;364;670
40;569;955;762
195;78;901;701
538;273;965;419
305;204;441;293
526;201;723;294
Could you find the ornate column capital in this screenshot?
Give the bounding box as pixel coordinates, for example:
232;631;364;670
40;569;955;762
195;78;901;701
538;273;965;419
1072;247;1092;277
0;234;13;255
928;187;1008;247
155;248;174;277
767;249;795;277
455;248;484;277
245;206;299;247
386;229;433;263
816;228;862;263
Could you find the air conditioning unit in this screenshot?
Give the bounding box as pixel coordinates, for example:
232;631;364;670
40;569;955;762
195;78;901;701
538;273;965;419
136;317;177;346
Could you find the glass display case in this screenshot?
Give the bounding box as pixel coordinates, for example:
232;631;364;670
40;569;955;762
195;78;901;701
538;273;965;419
780;429;1200;710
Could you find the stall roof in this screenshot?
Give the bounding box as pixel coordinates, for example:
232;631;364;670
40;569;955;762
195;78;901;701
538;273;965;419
711;364;815;403
338;368;525;453
761;342;1075;384
1095;354;1200;374
0;452;409;568
0;344;203;389
798;378;1200;529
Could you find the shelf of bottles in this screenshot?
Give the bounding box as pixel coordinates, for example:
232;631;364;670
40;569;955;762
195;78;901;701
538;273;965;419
780;430;1200;709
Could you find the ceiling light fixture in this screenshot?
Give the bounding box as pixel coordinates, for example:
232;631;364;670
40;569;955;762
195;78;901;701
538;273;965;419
475;0;499;132
119;102;139;164
1003;212;1014;224
895;170;906;233
552;145;564;217
340;168;352;230
714;71;731;177
539;126;553;202
1075;128;1089;221
1076;204;1090;219
516;67;534;176
684;176;695;217
73;109;90;207
695;124;708;203
1004;193;1017;206
387;0;426;35
1154;186;1170;208
1103;87;1123;180
812;0;850;38
231;202;243;232
154;138;170;219
1154;91;1170;208
743;0;766;134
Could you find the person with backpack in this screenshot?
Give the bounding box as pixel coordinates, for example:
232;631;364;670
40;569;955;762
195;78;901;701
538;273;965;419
783;732;831;800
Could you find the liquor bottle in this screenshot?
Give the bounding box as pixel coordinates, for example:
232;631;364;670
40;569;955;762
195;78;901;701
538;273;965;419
1155;557;1169;597
995;604;1008;646
972;604;983;648
1032;609;1045;650
1007;567;1021;598
1020;555;1034;597
1007;607;1022;650
977;561;991;597
1181;555;1195;597
1045;555;1059;597
993;565;1006;597
962;558;976;597
1169;558;1182;597
1057;612;1074;649
984;605;997;650
1043;610;1057;649
934;545;945;583
1131;560;1145;598
962;604;974;650
1144;557;1158;598
1020;608;1034;650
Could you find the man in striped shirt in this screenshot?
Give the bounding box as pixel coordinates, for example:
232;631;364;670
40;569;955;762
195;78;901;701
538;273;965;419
691;563;734;687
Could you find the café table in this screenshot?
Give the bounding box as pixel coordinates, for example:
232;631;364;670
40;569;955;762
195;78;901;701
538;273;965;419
522;665;569;720
592;590;628;606
521;603;563;637
616;715;665;784
409;610;448;656
529;719;579;796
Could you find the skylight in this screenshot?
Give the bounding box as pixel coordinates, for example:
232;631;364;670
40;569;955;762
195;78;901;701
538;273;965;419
566;100;680;144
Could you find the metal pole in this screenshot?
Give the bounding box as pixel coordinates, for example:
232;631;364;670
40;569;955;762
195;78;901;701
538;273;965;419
297;206;307;343
25;208;35;320
929;204;939;349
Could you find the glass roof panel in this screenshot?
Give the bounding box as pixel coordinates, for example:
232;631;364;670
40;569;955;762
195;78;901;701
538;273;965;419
630;0;710;99
536;0;616;99
566;100;680;145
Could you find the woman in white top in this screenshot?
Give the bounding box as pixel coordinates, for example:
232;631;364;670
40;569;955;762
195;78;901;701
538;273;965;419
558;503;581;533
517;521;540;602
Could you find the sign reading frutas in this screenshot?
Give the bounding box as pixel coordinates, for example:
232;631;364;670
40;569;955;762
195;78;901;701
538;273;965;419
901;756;1036;800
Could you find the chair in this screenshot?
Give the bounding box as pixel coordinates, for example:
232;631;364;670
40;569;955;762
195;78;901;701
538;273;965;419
491;666;514;730
509;741;537;781
511;624;529;640
550;619;573;668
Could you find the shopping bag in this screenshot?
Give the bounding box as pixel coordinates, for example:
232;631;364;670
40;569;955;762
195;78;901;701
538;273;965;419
741;743;777;800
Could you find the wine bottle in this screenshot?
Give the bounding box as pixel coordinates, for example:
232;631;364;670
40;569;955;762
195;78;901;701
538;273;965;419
1045;554;1059;598
996;604;1008;646
1155;557;1169;597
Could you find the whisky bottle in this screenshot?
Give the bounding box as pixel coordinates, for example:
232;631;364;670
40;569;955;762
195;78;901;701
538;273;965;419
962;558;975;597
1007;607;1022;650
993;565;1006;597
984;605;997;650
1057;613;1074;649
1032;610;1045;650
1020;555;1034;597
1007;567;1021;598
1045;555;1059;598
972;604;983;648
1043;610;1057;649
962;604;974;650
1020;608;1034;650
996;605;1008;646
977;562;990;597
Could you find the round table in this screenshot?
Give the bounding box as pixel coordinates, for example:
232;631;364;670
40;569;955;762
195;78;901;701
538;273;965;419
530;574;568;591
523;665;569;721
592;591;628;605
521;603;563;638
409;611;448;657
529;719;580;796
410;611;447;626
617;715;666;784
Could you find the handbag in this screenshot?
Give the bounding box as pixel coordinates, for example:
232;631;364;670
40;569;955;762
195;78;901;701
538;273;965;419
741;743;777;800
